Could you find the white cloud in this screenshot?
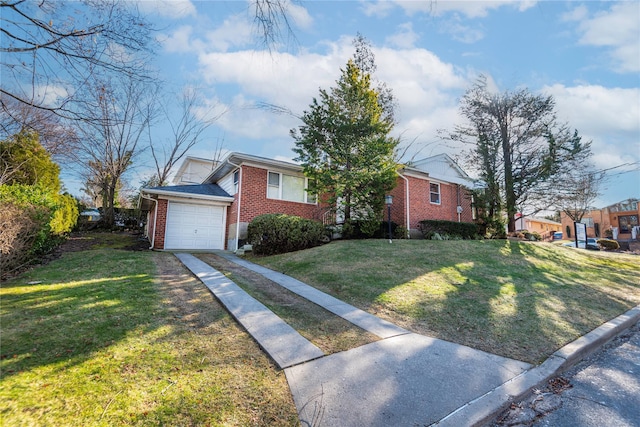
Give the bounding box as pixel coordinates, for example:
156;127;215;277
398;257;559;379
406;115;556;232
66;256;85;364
136;0;196;18
287;1;314;30
388;0;536;18
360;0;397;17
204;14;254;52
162;25;202;53
196;39;468;160
561;4;588;22
543;83;640;171
569;2;640;73
34;84;69;107
161;13;255;54
439;14;485;44
385;22;420;49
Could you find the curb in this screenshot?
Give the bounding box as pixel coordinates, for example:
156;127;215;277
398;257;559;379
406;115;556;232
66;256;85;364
433;305;640;427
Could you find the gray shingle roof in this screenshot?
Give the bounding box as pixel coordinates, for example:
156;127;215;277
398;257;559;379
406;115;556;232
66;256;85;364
145;184;231;198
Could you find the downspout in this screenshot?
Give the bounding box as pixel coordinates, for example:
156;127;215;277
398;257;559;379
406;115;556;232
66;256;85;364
396;170;410;238
457;184;461;222
140;193;158;250
227;158;242;252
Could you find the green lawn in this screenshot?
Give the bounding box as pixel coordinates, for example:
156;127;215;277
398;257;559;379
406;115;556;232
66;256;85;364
250;239;640;364
3;234;638;425
0;233;297;426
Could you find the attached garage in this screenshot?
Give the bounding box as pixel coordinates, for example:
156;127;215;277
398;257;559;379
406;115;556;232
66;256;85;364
139;184;234;251
165;202;226;250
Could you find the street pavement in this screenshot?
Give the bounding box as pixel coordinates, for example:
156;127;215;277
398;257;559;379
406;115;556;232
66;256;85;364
490;323;640;427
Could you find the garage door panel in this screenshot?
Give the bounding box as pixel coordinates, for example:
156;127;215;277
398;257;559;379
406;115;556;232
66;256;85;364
165;202;225;250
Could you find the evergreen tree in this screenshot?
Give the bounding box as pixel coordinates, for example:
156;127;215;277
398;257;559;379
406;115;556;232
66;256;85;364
0;129;60;191
291;40;397;236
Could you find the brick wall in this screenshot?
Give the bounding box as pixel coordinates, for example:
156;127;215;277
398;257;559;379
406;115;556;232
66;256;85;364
238;166;319;222
153;199;168;249
226;165;325;246
391;175;474;231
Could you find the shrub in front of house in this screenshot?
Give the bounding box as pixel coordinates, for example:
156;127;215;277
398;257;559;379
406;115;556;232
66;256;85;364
0;185;78;277
342;220;403;239
248;213;326;255
597;239;620;251
418;219;480;240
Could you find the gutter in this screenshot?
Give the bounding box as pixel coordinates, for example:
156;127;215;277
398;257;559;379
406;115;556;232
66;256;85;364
140;193;158;250
396;170;410;238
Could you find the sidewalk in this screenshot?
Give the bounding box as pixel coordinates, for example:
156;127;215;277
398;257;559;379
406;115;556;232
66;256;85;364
176;252;640;426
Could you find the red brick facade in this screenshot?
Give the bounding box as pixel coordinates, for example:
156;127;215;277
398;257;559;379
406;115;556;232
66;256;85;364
388;175;474;233
236;166;320;222
146;158;476;250
226;165;324;248
147;199;168;250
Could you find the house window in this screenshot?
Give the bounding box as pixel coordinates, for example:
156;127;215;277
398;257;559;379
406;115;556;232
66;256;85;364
233;170;240;193
267;171;315;203
430;183;440;204
618;215;638;233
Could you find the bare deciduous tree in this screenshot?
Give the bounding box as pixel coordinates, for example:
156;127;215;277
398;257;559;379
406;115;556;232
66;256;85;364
448;76;592;232
68;75;157;226
0;96;78;156
1;0;155;119
150;88;226;186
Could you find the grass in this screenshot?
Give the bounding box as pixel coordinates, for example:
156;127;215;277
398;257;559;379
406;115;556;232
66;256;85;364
249;239;640;364
3;234;638;424
0;233;298;426
196;254;379;354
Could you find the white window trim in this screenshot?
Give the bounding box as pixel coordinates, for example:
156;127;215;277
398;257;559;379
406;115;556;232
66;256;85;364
267;171;316;204
233;170;240;194
430;182;441;205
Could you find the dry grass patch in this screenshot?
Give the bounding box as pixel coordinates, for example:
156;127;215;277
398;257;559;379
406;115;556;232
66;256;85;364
196;254;379;354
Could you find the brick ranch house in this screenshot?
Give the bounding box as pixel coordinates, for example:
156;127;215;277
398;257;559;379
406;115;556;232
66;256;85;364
139;152;477;251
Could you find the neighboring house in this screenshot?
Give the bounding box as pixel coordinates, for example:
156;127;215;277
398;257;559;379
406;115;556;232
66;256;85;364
515;215;562;240
559;198;639;240
139;151;476;251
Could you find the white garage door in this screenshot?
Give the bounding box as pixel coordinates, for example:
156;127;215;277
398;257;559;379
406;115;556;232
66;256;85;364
165;202;225;250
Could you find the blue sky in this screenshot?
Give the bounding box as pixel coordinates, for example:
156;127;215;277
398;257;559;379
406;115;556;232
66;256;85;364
68;0;640;208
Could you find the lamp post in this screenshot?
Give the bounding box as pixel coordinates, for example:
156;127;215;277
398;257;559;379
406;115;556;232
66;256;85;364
385;195;393;243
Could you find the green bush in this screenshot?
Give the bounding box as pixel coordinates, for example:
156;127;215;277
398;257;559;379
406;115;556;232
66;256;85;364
597;239;619;251
50;193;79;235
0;185;79;276
418;219;480;240
342;220;403;240
248;214;326;255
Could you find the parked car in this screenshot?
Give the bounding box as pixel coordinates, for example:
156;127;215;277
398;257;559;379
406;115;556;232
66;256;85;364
563;238;600;250
80;208;101;222
553;232;563;240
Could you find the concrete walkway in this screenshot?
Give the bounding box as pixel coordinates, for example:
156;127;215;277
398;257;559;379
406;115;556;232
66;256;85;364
175;252;640;426
215;251;409;339
175;253;324;368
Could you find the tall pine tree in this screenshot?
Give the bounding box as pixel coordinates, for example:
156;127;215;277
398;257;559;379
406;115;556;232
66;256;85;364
291;38;397;236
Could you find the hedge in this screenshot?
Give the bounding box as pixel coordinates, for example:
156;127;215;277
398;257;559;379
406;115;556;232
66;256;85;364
247;214;326;256
418;219;480;240
0;184;78;277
